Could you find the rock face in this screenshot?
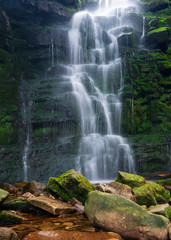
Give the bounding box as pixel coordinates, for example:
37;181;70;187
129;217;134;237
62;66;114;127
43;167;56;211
115;171;146;188
23;181;46;196
47;169;95;204
145;27;170;52
27;195;75;215
0;189;9;205
95;182;136;202
0;227;18;240
85;191;169;240
23;230;121;240
148;203;171;220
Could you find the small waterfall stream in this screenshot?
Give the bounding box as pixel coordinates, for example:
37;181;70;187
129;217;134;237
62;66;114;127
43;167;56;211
63;0;137;181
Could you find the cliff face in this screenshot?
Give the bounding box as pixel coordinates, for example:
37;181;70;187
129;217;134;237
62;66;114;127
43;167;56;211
0;0;170;182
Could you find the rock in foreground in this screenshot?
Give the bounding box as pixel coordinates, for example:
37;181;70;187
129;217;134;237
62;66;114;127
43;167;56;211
0;189;9;205
85;191;169;240
47;169;95;204
23;230;121;240
0;227;18;240
27;195;75;215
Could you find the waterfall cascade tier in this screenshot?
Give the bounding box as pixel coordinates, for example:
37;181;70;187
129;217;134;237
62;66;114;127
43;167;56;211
63;0;137;181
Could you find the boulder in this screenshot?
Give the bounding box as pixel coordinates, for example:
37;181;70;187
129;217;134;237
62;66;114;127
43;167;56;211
0;189;9;205
0;227;18;240
0;183;18;194
85;191;169;240
117;32;134;47
148;203;171;220
155;178;171;192
95;182;136;202
0;210;22;225
145;27;170;52
2;198;37;213
115;171;146;188
27;195;75;215
133;183;157;207
23;230;121;240
23;181;46;196
47;169;95;204
147;181;170;204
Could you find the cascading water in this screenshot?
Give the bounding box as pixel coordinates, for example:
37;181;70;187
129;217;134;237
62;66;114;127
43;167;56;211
64;0;137;181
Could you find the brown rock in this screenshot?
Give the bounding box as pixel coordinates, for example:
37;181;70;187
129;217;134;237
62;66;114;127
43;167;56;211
95;182;136;202
27;195;75;215
0;183;18;194
23;181;46;196
22;192;35;198
15;182;27;191
0;227;18;240
23;230;121;240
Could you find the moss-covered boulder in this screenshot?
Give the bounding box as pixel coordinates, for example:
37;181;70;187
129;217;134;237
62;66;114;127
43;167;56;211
147;181;170;204
115;171;146;188
148;203;171;220
47;169;95;204
0;210;22;225
0;189;9;205
133;183;157;207
145;27;170;52
155;178;171;192
85;191;169;240
1;198;37;213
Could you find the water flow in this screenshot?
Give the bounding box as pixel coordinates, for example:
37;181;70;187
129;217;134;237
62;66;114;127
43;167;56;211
67;0;136;181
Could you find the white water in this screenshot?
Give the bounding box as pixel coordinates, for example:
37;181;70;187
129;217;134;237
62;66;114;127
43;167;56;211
66;0;137;181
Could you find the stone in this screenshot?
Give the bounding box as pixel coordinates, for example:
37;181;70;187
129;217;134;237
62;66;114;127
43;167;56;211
136;0;168;12
85;191;169;240
23;230;121;240
0;210;22;225
117;32;134;47
0;189;9;205
0;227;18;240
145;27;170;52
47;169;95;204
95;182;136;202
27;195;75;215
133;183;157;207
23;181;46;196
0;183;18;194
147;181;170;204
148;203;171;220
169;227;171;240
2;198;37;213
115;171;146;188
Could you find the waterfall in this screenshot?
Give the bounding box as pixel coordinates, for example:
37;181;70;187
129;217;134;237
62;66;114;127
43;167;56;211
64;0;136;181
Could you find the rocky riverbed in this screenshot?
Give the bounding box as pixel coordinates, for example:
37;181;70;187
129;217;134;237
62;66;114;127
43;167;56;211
0;170;171;240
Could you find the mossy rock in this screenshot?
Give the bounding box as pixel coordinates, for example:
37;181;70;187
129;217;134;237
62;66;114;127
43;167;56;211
0;189;9;205
133;183;157;207
147;181;170;204
1;198;37;213
47;169;95;204
0;210;22;225
148;203;171;220
155;178;171;190
85;191;169;240
115;171;146;188
137;0;168;12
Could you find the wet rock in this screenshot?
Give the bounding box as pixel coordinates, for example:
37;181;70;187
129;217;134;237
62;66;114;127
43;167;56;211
0;227;18;240
0;183;18;194
15;182;27;192
147;181;170;203
23;181;46;196
145;27;170;52
156;178;171;192
1;198;37;213
148;203;171;220
0;210;22;225
136;0;168;12
85;191;169;240
115;171;146;188
95;182;136;202
47;169;95;204
27;195;75;215
23;230;121;240
117;32;134;47
0;189;9;205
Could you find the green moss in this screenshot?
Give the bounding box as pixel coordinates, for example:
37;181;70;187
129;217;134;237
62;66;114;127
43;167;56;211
155;178;171;186
47;169;95;204
2;198;33;212
0;189;9;204
147;181;170;203
115;171;146;188
0;210;22;225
